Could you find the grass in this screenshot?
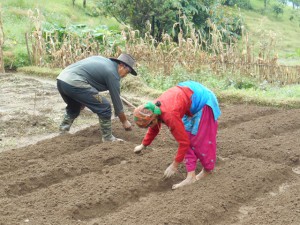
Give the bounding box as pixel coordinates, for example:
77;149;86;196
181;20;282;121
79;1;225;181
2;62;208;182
17;66;62;79
2;0;300;67
2;0;300;108
217;85;300;108
241;0;300;65
18;65;300;109
0;0;120;68
139;67;300;108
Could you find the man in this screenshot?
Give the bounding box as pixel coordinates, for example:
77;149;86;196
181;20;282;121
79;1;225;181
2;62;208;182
57;53;137;142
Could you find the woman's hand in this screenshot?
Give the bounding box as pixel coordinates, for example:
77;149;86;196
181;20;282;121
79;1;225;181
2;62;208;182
163;161;179;178
134;144;146;153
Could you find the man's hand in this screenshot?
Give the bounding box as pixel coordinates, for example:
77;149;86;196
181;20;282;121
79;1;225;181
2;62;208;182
118;113;131;131
163;161;179;178
134;144;146;153
122;120;132;131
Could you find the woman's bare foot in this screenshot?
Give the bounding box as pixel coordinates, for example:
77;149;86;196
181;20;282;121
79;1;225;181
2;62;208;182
196;169;212;180
172;171;197;189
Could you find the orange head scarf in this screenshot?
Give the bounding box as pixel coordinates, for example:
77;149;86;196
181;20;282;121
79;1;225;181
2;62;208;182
133;102;161;128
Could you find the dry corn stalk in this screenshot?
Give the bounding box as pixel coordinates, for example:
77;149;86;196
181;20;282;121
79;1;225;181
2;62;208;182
25;10;299;84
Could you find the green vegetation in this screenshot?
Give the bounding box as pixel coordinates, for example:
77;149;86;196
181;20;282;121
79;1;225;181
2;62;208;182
135;66;300;108
241;0;300;64
1;0;119;68
1;0;300;108
18;64;300;109
99;1;243;42
17;66;61;79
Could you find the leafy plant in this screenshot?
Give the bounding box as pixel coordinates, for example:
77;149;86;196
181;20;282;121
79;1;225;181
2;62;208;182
4;49;30;70
98;0;243;43
222;0;253;9
272;4;284;17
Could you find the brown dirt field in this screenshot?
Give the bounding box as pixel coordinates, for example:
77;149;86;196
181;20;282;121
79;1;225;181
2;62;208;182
0;73;299;225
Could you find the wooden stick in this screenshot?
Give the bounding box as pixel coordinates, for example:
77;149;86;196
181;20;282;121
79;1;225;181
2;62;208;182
120;96;136;108
100;91;136;108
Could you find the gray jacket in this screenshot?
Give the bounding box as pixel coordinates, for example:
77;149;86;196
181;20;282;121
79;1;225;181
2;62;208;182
57;56;123;115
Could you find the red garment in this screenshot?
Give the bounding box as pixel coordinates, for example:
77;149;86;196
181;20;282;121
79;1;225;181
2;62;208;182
142;86;193;163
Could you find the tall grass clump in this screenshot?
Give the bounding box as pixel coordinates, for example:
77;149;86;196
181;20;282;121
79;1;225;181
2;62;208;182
23;6;299;85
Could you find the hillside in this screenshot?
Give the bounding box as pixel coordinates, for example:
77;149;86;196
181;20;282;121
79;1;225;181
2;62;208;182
240;2;300;65
1;0;300;69
0;0;119;69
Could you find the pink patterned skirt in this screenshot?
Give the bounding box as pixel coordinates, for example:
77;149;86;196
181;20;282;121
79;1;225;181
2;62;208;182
184;105;218;172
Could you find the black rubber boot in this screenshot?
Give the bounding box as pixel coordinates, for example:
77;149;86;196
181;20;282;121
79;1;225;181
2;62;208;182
59;113;75;133
98;117;123;142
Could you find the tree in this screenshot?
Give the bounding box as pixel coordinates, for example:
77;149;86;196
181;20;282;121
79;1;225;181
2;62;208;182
98;0;182;41
273;4;284;17
278;0;288;5
290;0;300;8
222;0;252;9
72;0;87;8
98;0;242;43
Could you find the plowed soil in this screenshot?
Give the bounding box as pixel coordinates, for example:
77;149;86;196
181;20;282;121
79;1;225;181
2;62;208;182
0;73;299;225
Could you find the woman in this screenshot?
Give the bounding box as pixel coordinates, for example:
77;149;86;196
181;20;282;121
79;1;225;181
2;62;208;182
133;80;221;189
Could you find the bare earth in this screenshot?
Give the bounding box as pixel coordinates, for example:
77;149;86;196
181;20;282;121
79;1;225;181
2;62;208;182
0;73;299;225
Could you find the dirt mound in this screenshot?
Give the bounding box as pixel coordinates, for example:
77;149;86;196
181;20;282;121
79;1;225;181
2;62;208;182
0;74;299;225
